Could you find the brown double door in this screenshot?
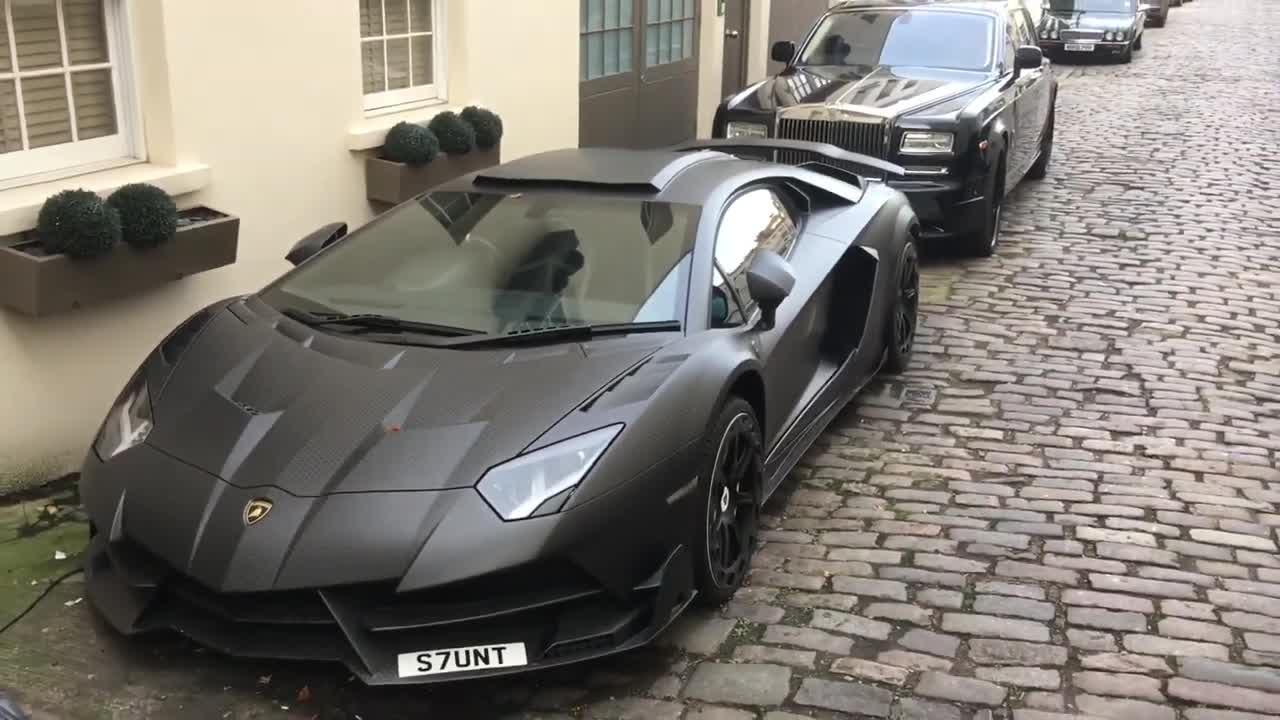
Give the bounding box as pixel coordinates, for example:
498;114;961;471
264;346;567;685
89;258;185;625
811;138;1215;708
579;0;700;149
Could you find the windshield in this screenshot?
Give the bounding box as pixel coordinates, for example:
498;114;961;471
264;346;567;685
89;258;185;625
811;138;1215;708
797;10;995;72
260;190;700;335
1045;0;1134;12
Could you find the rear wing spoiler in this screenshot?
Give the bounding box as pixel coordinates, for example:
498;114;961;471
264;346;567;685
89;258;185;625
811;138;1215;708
671;138;906;180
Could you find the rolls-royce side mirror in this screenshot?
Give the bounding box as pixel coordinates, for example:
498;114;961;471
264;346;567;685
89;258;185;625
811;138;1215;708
771;40;796;64
1015;45;1044;71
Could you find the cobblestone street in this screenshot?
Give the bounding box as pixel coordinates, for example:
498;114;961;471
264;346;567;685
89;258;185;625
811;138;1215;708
6;1;1280;718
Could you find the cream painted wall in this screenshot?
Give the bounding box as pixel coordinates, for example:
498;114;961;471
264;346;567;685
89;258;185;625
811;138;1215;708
0;0;579;489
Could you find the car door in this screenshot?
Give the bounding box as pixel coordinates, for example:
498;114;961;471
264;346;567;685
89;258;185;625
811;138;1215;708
1008;9;1046;181
1015;7;1051;166
711;184;817;446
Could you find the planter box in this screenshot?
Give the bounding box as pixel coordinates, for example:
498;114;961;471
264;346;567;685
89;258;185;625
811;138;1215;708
366;144;501;205
0;206;239;317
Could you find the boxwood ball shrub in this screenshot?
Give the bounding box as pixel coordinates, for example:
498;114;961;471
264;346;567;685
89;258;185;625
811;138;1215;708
108;182;178;250
37;189;122;259
383;121;440;165
461;106;503;150
428;111;476;155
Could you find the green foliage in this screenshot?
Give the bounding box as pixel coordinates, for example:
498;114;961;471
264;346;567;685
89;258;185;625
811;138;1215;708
383;121;441;165
108;183;178;250
428;111;476;155
461;106;504;150
36;189;121;259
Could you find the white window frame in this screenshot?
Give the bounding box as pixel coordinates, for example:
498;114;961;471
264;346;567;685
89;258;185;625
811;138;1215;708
0;0;143;188
360;0;447;114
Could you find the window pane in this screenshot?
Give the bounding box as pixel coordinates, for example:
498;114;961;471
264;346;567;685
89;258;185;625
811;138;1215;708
683;19;693;58
645;25;657;66
360;40;385;93
604;0;619;29
646;0;658;24
64;0;108;65
658;22;670;64
671;21;682;59
660;0;672;21
71;68;116;139
586;32;603;79
12;0;61;70
22;75;72;149
0;81;20;153
620;29;632;71
386;37;410;89
0;9;10;72
579;35;587;79
410;0;432;32
586;0;604;31
385;0;408;34
620;0;633;26
410;33;433;86
359;0;383;36
603;29;618;74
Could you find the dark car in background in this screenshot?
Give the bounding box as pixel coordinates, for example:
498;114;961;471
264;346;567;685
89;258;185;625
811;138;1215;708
712;0;1057;257
1037;0;1147;62
1144;0;1170;26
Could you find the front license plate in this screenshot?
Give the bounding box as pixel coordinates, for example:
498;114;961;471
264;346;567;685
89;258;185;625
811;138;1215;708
397;642;528;678
1065;42;1095;51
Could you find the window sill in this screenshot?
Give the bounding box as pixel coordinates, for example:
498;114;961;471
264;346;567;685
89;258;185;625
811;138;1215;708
347;100;479;151
0;162;211;238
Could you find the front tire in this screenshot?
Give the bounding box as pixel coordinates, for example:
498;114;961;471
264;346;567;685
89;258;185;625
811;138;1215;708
961;156;1004;257
1135;34;1143;50
692;397;763;608
882;241;918;374
1027;109;1054;180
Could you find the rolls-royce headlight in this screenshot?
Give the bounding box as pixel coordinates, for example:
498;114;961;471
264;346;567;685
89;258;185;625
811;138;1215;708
1114;30;1126;40
93;373;153;461
477;425;622;521
900;131;955;155
1039;29;1049;39
1051;29;1060;39
726;122;768;139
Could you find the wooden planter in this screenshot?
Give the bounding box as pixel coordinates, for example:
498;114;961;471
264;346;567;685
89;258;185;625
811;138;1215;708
0;206;240;317
366;144;501;205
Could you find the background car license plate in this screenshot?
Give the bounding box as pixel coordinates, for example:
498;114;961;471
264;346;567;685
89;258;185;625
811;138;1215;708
397;642;528;678
1065;42;1095;51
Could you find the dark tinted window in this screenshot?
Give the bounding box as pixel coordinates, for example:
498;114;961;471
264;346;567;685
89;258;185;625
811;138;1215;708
797;10;996;72
1003;17;1017;70
713;187;799;318
1047;0;1134;11
1011;10;1036;47
260;191;700;334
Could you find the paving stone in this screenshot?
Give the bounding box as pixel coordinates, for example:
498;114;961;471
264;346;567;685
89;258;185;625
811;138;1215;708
975;666;1062;689
683;663;792;706
871;520;941;536
1069;607;1148;632
1167;677;1280;714
661;616;738;654
918;588;965;609
1123;634;1230;660
977;580;1047;600
975;594;1056;621
751;570;826;591
942;613;1050;642
810;608;893;640
723;600;785;624
1183;711;1276;720
1162;600;1219;621
1074;694;1176;720
1067;629;1118;652
1076;526;1159;547
996;560;1079;585
1190;530;1279;552
900;628;960;658
793;678;892;717
1063;589;1156;613
877;649;953;671
763;714;815;720
1013;712;1102;720
685;707;755;720
895;697;964;720
1073;671;1165;702
1244;632;1280;653
830;657;910;686
879;566;967;588
782;592;857;611
827;547;901;564
864;601;932;626
1158;617;1234;645
969;639;1068;666
915;671;1007;706
1082;653;1173;676
1209;591;1280;618
1176;657;1280;693
1089;574;1197;599
913;553;988;573
831;576;908;601
1096;542;1179;566
761;625;853;655
732;645;817;669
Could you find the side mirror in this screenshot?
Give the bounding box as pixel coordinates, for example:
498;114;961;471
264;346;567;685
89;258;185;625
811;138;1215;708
746;250;795;331
1015;45;1044;71
771;40;796;64
286;222;347;265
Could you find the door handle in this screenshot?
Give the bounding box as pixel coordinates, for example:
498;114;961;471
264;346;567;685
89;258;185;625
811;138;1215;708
725;29;740;38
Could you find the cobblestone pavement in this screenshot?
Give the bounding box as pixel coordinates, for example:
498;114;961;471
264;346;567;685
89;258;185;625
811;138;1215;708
7;1;1280;718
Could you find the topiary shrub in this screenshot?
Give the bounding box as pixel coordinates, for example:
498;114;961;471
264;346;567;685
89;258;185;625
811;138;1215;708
36;189;121;259
383;121;440;165
108;183;178;250
428;111;476;155
461;106;504;151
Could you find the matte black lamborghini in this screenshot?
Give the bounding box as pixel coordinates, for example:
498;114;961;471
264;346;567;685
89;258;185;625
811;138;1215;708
79;138;921;685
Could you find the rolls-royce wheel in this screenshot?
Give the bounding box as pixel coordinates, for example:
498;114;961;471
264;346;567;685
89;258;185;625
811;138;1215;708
692;397;763;607
1027;109;1054;181
1135;33;1144;50
961;156;1004;258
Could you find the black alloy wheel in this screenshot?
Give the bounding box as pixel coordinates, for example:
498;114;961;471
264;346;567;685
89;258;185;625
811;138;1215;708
694;397;762;606
883;241;919;374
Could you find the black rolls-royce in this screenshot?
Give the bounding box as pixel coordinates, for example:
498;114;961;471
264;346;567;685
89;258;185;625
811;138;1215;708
1037;0;1147;62
712;0;1058;257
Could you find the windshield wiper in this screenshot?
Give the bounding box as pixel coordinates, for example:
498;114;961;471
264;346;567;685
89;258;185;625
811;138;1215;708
280;308;481;337
451;320;683;347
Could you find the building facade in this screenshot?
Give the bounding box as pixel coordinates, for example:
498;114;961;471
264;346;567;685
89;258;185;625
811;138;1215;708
0;0;843;490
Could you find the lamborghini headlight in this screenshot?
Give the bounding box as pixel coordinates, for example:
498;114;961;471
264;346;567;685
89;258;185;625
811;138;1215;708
726;121;768;139
900;131;955;155
477;424;622;521
93;373;153;461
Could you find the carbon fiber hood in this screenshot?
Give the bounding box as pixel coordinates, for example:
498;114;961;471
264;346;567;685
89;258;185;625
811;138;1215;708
144;298;668;498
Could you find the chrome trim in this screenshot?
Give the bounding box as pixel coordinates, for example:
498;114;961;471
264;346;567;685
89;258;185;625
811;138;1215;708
903;166;950;176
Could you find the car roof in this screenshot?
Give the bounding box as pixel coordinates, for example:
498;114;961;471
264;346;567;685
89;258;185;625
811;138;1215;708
830;0;1015;14
459;147;798;206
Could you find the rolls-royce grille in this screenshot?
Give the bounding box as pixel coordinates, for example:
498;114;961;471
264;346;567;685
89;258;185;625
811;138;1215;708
777;118;887;160
1060;29;1102;41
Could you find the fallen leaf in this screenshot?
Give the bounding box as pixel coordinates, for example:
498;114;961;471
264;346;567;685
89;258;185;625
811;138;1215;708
54;550;67;560
63;597;82;607
296;686;311;703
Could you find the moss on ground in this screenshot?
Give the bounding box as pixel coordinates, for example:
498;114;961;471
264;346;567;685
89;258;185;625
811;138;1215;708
0;486;89;621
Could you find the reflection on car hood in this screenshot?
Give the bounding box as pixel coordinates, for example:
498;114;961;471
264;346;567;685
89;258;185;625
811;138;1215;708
144;297;670;497
1044;11;1135;30
725;64;991;118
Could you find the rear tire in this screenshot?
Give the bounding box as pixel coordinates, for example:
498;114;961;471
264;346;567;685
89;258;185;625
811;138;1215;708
1135;34;1144;50
1027;109;1054;180
692;397;763;608
882;241;918;375
960;156;1004;258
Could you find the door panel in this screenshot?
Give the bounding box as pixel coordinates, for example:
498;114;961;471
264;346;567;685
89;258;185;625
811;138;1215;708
580;0;699;149
721;0;748;97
